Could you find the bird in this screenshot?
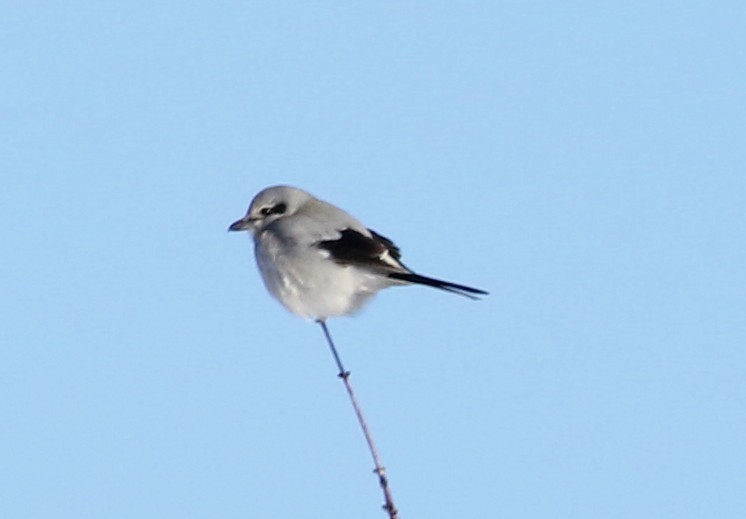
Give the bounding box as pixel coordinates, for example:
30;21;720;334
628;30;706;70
228;185;487;320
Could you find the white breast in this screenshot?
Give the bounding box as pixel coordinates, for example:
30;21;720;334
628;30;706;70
254;229;389;319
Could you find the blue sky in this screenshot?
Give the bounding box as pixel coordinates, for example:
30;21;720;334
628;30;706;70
2;2;744;518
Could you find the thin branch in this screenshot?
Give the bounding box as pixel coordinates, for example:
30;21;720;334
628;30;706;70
317;319;399;519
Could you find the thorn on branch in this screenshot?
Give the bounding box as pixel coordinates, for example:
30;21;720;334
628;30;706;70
318;320;399;519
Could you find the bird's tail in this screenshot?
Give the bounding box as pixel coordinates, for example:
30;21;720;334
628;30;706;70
388;272;488;300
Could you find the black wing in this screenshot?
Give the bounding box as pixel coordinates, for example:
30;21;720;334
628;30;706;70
316;228;403;272
368;229;402;261
316;227;489;299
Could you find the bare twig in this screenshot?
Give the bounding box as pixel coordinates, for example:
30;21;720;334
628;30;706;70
317;319;399;519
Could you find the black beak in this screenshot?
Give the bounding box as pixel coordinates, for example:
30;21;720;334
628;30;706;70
228;217;251;232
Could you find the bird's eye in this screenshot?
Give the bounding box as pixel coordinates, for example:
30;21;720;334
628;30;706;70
259;203;286;217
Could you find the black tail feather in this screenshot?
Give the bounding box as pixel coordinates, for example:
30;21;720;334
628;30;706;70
388;272;488;300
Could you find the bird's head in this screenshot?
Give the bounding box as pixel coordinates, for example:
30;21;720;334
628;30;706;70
228;185;311;234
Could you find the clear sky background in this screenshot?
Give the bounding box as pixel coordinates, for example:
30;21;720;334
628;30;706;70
2;2;744;518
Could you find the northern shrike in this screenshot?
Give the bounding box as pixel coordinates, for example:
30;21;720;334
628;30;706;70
229;185;487;320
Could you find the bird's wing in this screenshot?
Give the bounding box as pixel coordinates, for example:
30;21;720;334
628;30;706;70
315;228;407;273
316;227;489;299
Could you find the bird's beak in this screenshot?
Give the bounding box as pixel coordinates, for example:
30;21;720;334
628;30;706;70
228;216;253;232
